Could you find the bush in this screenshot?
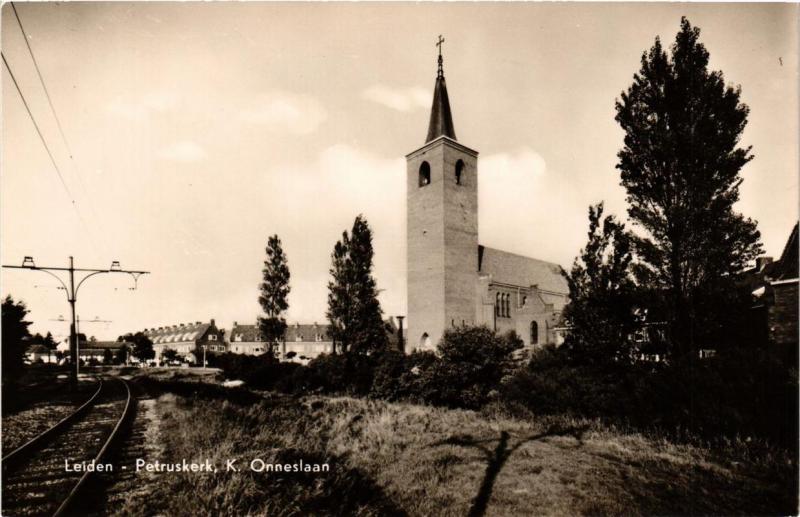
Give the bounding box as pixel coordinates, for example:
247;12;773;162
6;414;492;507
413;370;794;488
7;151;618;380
369;350;436;402
207;352;300;391
302;353;376;396
413;327;522;409
210;326;526;408
501;343;798;448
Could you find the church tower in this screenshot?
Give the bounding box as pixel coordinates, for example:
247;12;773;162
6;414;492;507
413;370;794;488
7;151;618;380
406;41;479;351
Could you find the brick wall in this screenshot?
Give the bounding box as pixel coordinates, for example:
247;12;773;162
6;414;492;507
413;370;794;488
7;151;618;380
770;280;799;345
407;137;479;351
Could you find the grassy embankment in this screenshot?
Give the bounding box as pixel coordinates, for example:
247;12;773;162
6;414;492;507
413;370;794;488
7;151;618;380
119;379;797;516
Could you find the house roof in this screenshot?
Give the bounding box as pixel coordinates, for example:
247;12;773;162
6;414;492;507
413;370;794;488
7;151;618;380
143;322;211;345
771;223;798;281
743;222;799;287
230;323;332;343
81;341;132;351
229;319;400;343
478;245;568;296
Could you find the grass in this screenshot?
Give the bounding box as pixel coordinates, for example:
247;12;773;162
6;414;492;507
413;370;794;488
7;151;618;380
121;379;797;516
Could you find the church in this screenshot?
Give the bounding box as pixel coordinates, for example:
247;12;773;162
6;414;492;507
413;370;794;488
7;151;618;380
406;46;568;353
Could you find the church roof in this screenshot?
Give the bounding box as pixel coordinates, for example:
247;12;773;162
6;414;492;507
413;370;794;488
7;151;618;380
478;245;568;295
425;67;456;143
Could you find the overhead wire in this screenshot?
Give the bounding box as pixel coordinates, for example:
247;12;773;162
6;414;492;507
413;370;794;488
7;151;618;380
2;52;99;254
2;52;76;201
6;4;106;256
11;2;74;159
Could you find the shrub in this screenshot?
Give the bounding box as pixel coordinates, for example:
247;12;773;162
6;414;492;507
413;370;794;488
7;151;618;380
207;352;300;391
303;353;376;396
413;326;522;409
369;349;436;402
501;343;798;449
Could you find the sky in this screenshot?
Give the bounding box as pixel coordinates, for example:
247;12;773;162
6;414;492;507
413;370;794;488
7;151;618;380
2;2;797;342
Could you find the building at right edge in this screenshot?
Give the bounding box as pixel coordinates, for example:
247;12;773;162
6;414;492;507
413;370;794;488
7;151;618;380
406;51;568;353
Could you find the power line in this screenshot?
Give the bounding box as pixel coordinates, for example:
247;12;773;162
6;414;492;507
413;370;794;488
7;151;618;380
11;3;74;159
2;51;98;251
9;3;107;257
2;52;75;201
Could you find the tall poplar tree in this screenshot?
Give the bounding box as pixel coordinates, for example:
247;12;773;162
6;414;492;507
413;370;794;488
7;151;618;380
615;18;762;355
258;235;291;355
326;215;387;354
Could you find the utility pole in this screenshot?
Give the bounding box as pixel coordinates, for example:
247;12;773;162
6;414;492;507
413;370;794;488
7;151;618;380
396;315;405;353
3;256;148;389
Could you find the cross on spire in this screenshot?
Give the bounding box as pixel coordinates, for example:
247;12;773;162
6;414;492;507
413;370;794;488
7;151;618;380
436;35;445;78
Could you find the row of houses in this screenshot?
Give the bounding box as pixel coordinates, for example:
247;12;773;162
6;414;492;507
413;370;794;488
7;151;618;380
26;337;135;364
136;317;402;365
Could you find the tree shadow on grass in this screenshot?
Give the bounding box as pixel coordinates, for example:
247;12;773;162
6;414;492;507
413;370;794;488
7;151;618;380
430;424;589;517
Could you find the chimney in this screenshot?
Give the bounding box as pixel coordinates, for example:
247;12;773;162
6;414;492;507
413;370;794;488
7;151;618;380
210;319;215;327
757;257;773;271
233;321;238;328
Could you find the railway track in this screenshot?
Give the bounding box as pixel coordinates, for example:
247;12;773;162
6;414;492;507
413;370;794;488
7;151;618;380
2;377;134;516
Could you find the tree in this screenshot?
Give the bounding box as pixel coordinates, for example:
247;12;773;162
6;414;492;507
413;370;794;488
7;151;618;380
562;203;639;365
120;332;155;363
114;346;128;365
615;17;762;356
2;296;32;381
326;215;388;354
43;332;57;350
258;235;291;356
162;348;179;363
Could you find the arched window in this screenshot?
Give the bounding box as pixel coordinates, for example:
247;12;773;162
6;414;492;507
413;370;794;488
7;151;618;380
495;293;501;317
530;321;539;345
420;332;431;349
419;161;431;187
455;159;464;185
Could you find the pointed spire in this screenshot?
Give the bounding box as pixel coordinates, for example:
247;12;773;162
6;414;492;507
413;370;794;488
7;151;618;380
425;35;456;143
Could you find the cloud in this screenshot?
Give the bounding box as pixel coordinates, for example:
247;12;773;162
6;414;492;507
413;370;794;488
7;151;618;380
106;92;179;121
239;92;327;135
362;85;429;112
157;141;208;162
204;144;407;320
478;147;587;266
